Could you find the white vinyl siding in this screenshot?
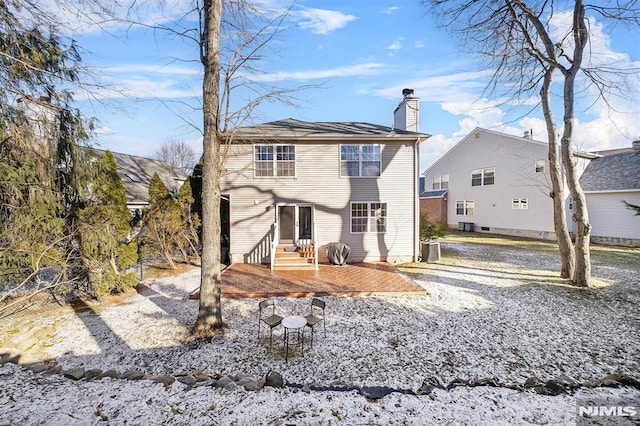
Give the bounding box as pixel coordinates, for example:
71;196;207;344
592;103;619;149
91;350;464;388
222;141;417;263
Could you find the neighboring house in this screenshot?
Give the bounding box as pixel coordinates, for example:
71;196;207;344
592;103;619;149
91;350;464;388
219;90;430;269
580;142;640;247
423;127;596;240
90;149;188;213
419;176;448;222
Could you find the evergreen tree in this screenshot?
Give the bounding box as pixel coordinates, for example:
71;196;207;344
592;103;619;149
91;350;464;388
142;173;183;269
0;1;92;304
77;151;137;297
177;178;201;262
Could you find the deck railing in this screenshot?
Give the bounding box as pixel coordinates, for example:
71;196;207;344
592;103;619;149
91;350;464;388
270;222;279;270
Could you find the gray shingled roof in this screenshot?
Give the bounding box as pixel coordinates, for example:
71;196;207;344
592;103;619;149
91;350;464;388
233;118;429;140
420;189;448;198
90;149;188;207
580;151;640;192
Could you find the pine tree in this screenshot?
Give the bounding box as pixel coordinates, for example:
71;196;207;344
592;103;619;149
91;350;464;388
142;173;183;269
77;151;137;297
177;178;201;262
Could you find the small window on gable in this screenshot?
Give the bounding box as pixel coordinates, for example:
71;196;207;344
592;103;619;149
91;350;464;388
535;160;545;173
432;174;449;190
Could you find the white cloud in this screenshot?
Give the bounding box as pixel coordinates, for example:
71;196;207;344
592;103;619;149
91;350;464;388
382;7;400;15
386;38;403;52
414;40;425;48
295;8;357;35
251;62;384;82
107;64;202;77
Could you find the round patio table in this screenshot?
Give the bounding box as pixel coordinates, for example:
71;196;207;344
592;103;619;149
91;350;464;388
282;315;307;362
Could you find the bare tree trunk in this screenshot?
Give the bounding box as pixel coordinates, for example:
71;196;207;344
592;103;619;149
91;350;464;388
193;0;225;337
540;69;574;278
561;0;591;287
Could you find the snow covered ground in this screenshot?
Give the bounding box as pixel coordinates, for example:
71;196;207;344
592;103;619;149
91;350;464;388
1;238;639;425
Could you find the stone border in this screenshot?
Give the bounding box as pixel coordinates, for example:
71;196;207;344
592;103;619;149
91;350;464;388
2;348;639;399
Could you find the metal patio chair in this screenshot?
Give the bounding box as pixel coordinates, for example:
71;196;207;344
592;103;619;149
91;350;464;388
304;298;326;347
258;299;283;346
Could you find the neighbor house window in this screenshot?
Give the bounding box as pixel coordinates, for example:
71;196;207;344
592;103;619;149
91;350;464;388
432;174;449;190
456;200;475;216
535;160;545;173
341;145;381;177
351;202;387;233
471;167;495;186
512;198;528;209
254;145;296;177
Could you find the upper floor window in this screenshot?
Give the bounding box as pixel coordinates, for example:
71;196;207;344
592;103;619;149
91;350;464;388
351;201;387;233
432;174;449;190
471;167;495;186
341;145;381;177
535;160;545;173
512;198;528;209
254;145;295;177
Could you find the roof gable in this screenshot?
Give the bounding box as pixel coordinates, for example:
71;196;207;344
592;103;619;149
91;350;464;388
90;149;188;206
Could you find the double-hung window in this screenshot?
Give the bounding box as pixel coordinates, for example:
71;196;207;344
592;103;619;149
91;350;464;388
471;167;495;186
512;198;528;209
456;200;475;216
432;174;449;190
535;160;545;173
351;202;387;233
254;145;295;177
341;145;381;177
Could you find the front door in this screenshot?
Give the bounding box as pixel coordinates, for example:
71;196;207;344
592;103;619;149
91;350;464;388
278;204;313;245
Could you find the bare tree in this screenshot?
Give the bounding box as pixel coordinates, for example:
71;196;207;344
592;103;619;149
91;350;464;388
423;0;640;287
154;139;197;175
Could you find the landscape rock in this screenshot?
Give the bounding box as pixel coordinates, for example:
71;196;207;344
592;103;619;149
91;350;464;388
121;369;145;380
177;375;197;386
0;348;21;364
84;369;104;380
63;367;85;381
150;375;175;387
44;366;63;375
101;369;119;379
216;375;233;388
416;377;443;395
265;371;284;388
24;362;48;374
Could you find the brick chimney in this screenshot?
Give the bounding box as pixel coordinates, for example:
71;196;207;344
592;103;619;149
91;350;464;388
393;89;420;132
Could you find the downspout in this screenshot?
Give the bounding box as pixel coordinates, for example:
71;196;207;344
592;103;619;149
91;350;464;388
414;137;421;262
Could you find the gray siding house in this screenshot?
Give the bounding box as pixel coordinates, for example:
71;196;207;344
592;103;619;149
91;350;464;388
580;143;640;247
220;92;429;269
90;149;188;213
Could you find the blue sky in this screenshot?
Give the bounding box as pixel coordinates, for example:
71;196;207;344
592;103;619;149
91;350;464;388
56;1;640;172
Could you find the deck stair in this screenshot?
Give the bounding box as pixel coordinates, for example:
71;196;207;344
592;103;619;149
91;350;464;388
273;245;316;271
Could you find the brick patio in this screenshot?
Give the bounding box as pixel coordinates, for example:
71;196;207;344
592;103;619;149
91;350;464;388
189;262;428;299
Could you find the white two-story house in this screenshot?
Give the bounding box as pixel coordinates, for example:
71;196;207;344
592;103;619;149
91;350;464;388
423;128;595;240
219;91;430;269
